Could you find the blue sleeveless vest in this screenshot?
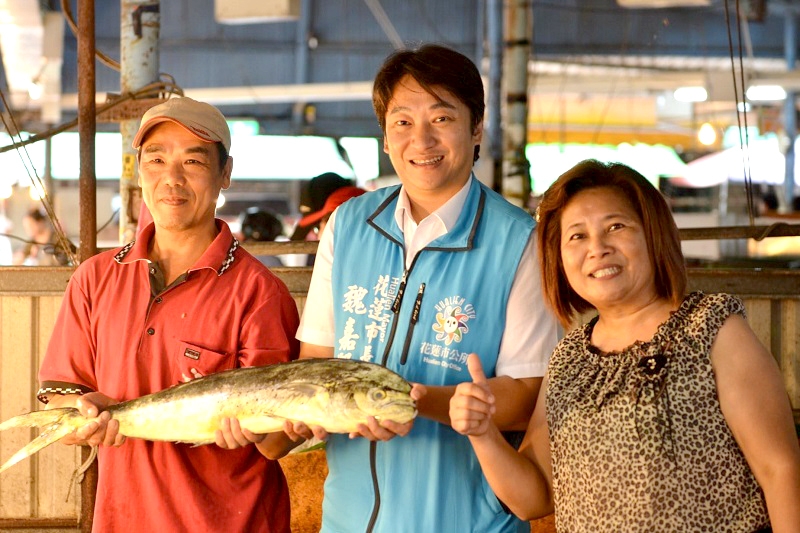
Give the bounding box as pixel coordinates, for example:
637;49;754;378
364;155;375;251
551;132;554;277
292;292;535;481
324;177;534;533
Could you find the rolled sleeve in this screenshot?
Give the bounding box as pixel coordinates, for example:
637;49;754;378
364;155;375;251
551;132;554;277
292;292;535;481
496;232;560;379
296;209;337;348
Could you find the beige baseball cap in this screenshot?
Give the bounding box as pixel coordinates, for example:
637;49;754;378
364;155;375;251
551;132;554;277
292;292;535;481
132;97;231;152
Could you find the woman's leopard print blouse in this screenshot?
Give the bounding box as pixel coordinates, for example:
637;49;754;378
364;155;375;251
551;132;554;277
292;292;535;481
546;292;770;532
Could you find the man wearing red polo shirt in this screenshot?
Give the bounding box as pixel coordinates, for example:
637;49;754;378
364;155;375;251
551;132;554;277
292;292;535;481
37;97;300;532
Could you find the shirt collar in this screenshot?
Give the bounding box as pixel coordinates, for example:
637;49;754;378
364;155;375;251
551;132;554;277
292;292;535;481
114;219;239;277
393;176;473;232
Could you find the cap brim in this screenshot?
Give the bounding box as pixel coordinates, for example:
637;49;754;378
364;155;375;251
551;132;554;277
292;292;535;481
296;209;331;229
132;117;220;150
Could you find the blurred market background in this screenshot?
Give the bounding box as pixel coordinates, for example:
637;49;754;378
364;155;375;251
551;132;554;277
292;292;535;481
1;0;800;266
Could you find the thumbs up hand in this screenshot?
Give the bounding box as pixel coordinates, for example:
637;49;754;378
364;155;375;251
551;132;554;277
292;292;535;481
450;353;496;436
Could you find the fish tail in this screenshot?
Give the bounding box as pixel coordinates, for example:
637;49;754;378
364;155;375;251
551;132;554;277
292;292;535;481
0;408;85;474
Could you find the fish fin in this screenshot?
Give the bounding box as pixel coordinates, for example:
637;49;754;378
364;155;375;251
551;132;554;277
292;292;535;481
0;408;80;431
0;410;83;474
288;438;326;455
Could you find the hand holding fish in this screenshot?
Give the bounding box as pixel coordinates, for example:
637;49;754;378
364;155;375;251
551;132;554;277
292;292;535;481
184;357;265;452
49;392;126;448
184;368;290;452
449;354;496;437
283;420;329;442
348;416;411;441
215;417;266;449
347;383;426;441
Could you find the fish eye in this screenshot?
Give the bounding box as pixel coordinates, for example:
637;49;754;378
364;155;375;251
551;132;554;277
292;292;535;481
369;389;387;402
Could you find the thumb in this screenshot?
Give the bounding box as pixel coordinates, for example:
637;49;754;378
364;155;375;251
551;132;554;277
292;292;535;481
466;353;488;385
76;396;98;418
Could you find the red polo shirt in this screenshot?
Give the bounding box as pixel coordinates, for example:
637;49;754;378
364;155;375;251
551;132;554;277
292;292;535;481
39;220;299;533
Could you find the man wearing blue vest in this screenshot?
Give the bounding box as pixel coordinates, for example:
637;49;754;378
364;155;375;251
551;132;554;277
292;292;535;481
288;44;559;532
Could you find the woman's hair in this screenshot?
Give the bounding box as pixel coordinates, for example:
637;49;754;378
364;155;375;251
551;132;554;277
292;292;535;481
536;159;687;327
372;43;484;162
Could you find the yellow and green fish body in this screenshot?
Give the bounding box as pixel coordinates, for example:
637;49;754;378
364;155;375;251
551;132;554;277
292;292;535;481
0;358;416;473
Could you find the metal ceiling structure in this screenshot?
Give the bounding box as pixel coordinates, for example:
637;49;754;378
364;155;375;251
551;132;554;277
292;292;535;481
0;0;797;148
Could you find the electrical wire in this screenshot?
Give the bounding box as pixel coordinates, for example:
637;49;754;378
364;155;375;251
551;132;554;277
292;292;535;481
0;76;180;264
59;0;179;91
0;207;120;250
723;0;756;226
0;34;181;264
0;233;77;265
96;209;120;235
0;77;183;156
60;0;120;71
733;0;755;226
0;89;78;266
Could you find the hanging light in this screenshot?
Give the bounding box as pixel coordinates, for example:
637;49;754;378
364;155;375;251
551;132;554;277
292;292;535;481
27;80;44;101
673;86;708;103
216;193;226;209
698;122;717;146
745;85;787;101
28;181;46;200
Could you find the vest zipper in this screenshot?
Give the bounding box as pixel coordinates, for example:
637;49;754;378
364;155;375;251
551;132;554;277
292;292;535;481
366;248;424;533
365;440;380;533
368;269;408;533
367;249;424;533
379;270;408;367
400;283;425;365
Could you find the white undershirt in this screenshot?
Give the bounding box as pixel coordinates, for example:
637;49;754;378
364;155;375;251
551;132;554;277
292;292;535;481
296;180;558;378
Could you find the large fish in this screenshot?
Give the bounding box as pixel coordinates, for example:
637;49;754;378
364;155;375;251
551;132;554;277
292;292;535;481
0;358;416;474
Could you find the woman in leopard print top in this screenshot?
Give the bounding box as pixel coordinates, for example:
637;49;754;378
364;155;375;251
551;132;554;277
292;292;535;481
449;160;800;532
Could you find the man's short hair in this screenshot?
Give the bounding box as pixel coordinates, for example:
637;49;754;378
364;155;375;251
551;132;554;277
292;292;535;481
372;44;485;162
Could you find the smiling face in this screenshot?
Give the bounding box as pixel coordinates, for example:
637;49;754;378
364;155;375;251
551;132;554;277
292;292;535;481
559;186;658;313
383;75;482;217
138;122;232;235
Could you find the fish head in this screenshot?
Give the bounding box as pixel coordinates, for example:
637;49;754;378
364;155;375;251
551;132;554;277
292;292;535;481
297;359;418;430
350;384;417;424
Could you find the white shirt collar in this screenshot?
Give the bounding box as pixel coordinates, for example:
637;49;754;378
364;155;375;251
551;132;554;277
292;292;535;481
393;177;474;268
393;176;473;233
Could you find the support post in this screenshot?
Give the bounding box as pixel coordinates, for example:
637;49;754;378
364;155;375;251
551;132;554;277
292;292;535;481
77;2;98;529
119;1;161;243
486;0;503;194
783;11;797;212
77;0;97;263
503;0;532;208
292;0;312;132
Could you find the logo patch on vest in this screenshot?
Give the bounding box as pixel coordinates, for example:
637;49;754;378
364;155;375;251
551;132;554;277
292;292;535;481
183;348;201;360
432;296;475;345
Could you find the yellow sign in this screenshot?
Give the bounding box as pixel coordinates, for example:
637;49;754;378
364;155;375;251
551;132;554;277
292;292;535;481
122;153;136;181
